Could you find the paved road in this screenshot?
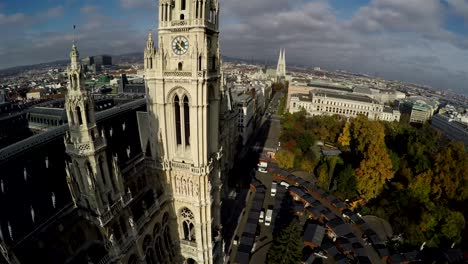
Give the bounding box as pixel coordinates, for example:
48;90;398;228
222;92;283;263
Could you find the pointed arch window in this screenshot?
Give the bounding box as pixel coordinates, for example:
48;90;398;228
180;208;195;242
76;106;83;125
174;95;182;145
211;56;216;70
181;0;186;10
98;156;106;186
198;55;202;71
85;103;90;124
178;62;183;71
183;96;190;146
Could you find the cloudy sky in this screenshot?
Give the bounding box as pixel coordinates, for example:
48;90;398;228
1;0;468;95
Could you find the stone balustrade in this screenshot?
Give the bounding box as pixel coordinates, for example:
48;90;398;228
164;71;192;77
98;192;133;226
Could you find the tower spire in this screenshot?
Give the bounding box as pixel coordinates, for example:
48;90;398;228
146;30;154;50
276;48;286;82
70;43;80;70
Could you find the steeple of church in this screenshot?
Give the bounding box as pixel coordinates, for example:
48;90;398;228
276;48;286;82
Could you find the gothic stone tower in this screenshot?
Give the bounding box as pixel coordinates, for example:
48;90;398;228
64;44;133;261
144;0;223;263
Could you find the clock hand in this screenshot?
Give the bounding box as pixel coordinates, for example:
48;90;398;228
177;42;184;50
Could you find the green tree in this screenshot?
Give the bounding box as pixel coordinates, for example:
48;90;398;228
276;149;295;170
441;210;465;245
408;170;433;204
316;162;329;190
299;151;318;174
432;142;468;201
266;220;303;264
325;156;343;190
334;164;358;200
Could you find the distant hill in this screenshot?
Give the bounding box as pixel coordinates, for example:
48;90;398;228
0;59;69;77
0;52;306;78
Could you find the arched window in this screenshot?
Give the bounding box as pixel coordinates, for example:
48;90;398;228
178;62;183;71
186;258;197;264
76;106;83;125
198;55;202;71
153;223;161;237
128;254;138;264
211;56;216;70
120;217;127;236
68;106;75;126
85;103;90;124
163;227;173;258
181;0;186;10
98;157;106;186
86;162;93;176
180;208;195;242
174;96;182;145
180;14;185;20
154;236;163;261
183;96;190;146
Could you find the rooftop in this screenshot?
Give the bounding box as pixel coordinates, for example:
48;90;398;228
312;91;379;104
0;98;146;162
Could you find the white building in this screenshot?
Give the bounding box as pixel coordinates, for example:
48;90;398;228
233;93;255;145
289;91;400;122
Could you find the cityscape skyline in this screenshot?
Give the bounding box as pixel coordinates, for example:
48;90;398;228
1;0;468;96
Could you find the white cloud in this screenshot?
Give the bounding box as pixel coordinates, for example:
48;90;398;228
0;13;26;25
120;0;155;10
80;5;99;15
45;6;65;18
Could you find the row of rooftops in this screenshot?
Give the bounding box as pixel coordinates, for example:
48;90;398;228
0;98;146;162
235;178;266;264
270;167;391;263
271;165;464;263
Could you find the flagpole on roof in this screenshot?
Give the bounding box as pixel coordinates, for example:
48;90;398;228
73;25;76;45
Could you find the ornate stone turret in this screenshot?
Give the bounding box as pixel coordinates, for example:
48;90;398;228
64;44;128;225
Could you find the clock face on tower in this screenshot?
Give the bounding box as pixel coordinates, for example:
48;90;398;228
172;36;189;55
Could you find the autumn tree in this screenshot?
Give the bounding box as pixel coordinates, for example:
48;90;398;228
316;162;329;190
299;150;318;174
276;149;295;170
350;116;394;200
337;121;351;149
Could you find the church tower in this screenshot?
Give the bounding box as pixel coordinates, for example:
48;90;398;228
144;0;223;263
276;48;286;82
64;44;128;225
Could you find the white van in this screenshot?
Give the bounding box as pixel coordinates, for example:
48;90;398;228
271;182;277;197
265;209;273;226
280;181;290;188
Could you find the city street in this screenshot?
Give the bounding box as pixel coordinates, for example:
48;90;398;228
222;91;283;263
